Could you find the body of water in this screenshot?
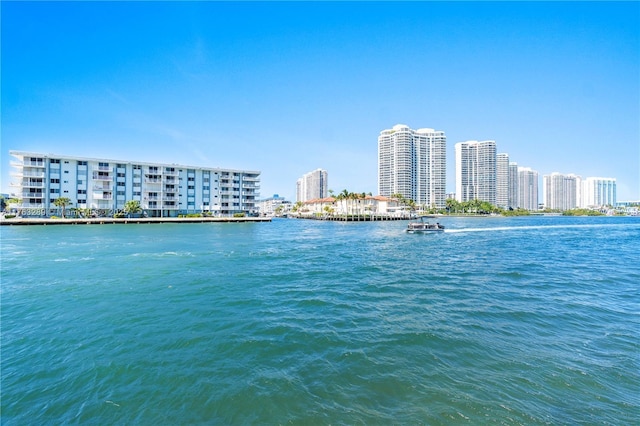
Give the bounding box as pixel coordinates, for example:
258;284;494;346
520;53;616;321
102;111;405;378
1;216;639;424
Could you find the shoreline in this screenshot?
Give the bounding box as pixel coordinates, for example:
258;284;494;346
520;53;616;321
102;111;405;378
0;217;272;226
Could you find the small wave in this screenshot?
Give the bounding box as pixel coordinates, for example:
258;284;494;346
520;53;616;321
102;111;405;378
130;252;193;258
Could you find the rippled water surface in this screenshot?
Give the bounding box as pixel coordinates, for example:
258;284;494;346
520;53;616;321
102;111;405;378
2;216;639;424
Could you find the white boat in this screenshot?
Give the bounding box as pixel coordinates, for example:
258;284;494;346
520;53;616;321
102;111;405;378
406;216;445;233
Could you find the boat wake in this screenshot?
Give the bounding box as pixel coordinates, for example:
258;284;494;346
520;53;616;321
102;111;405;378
445;223;637;234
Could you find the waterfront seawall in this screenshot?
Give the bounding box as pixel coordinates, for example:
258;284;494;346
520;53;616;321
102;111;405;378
0;217;271;226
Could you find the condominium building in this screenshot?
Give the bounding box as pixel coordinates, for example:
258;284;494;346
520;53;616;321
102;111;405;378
9;151;260;217
496;153;510;209
517;166;539;211
583;177;616;207
543;172;578;211
257;194;292;216
455;140;496;204
296;168;328;203
378;124;447;208
508;162;519;210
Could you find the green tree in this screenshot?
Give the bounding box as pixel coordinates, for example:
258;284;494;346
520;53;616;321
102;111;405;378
123;200;143;217
445;198;460;214
53;197;71;218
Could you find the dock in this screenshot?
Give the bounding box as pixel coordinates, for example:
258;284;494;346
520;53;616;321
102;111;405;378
293;214;413;222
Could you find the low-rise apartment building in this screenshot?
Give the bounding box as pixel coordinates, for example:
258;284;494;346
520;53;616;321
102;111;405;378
9;151;260;217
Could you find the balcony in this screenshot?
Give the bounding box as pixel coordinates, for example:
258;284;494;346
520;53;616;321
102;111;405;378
92;173;113;181
93;185;112;191
145;178;162;184
22;179;45;188
21;202;45;208
13;170;46;178
243;176;260;182
94;165;112;172
22;192;44;198
92;192;113;200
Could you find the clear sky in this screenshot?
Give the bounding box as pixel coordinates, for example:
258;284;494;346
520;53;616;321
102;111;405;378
2;1;639;201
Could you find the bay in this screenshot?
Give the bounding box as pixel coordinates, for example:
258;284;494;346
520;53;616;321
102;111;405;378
1;216;639;424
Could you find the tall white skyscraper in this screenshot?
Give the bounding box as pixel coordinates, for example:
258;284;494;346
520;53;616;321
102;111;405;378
455;140;496;204
296;168;328;202
377;124;446;208
582;177;616;207
543;172;578;211
517;166;539;211
496;153;510;209
508;162;519;209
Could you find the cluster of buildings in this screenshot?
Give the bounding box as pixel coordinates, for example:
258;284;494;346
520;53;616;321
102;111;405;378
288;123;618;216
6;124;622;218
455;140;616;211
377;124;618;211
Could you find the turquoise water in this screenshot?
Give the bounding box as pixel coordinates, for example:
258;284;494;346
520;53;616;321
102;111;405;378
1;216;639;424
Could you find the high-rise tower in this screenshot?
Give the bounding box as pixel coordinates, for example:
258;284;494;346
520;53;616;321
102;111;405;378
496;153;510;209
296;168;328;202
377;124;446;208
455;140;497;204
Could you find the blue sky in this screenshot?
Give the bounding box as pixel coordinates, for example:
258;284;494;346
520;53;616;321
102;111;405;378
2;1;639;201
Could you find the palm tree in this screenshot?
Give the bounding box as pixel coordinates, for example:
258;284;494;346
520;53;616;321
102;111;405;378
445;198;459;214
53;197;71;218
123;200;143;218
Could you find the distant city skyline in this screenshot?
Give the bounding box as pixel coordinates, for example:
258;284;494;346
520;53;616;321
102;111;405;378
2;2;638;201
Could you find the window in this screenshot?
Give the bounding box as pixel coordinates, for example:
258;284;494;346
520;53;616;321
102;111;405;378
50;159;60;164
50;178;60;184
